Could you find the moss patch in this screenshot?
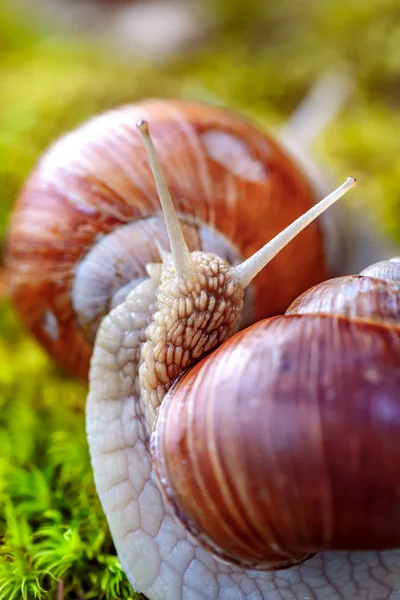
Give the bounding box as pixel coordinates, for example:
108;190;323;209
0;301;142;598
1;1;400;598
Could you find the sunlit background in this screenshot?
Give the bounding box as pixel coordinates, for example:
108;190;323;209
0;0;399;598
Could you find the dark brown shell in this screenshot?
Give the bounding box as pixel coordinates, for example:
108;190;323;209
152;259;400;568
6;100;327;378
153;314;400;568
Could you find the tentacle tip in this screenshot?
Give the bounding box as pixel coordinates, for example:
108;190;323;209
136;119;149;134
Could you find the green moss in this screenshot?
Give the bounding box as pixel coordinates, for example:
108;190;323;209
0;300;142;599
0;4;45;56
0;40;174;237
1;0;400;598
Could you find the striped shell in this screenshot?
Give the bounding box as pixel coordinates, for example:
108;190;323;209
152;258;400;568
6;99;327;378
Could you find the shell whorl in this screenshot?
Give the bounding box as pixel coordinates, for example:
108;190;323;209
72;216;248;343
287;256;400;324
6;99;327;378
360;257;400;282
152;257;400;569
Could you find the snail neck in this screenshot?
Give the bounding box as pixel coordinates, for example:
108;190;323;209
138;251;244;432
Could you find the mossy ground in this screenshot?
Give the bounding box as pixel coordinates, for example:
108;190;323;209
0;301;140;599
1;1;399;598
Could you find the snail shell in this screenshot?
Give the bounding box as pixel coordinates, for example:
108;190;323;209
152;260;400;568
6;100;328;378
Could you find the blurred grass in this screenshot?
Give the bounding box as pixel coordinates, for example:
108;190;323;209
1;0;400;598
0;300;138;598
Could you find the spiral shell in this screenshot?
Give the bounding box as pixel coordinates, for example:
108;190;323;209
152;260;400;568
6;100;327;378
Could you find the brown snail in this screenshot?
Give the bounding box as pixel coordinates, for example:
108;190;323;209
6;100;400;600
154;264;400;571
6;100;330;380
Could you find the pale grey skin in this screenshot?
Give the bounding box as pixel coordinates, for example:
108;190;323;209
86;250;400;600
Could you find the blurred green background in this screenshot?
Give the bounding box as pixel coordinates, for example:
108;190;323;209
0;1;399;598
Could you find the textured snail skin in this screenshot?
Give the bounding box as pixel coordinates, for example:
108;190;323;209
87;250;400;599
6;99;326;379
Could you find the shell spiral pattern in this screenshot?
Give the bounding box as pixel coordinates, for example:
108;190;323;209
6;100;326;378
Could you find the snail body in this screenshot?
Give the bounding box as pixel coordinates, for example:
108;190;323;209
6;101;400;600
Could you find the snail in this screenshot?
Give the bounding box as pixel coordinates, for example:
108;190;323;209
6;100;400;600
6;100;332;380
154;259;400;570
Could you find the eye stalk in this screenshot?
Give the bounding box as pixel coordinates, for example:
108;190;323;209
136;119;194;279
234;177;357;289
137;118;357;290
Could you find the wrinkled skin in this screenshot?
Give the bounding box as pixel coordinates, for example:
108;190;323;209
87;254;400;600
